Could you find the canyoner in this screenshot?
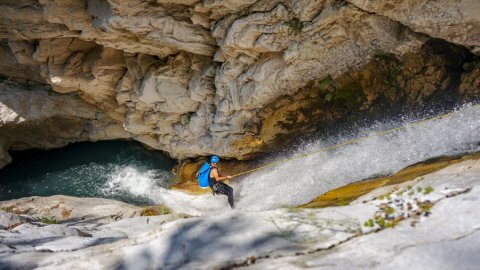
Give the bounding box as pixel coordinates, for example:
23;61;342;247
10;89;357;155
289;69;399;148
190;104;479;211
197;156;235;209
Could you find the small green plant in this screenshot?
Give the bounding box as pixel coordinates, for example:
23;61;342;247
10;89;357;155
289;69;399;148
318;76;332;91
40;216;58;224
181;112;194;125
324;92;335;103
365;216;397;229
423;186;434;195
285;18;303;34
417;186;423;193
384;206;395;215
384;221;395;228
364;219;374;227
418;201;432;212
375;216;385;227
407;185;412;190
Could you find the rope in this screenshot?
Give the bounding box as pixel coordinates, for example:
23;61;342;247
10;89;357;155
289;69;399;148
231;104;480;178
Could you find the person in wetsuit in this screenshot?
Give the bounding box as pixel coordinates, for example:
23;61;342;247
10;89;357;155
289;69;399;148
208;156;235;209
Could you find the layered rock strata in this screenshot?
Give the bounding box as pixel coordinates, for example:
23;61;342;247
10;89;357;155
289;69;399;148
0;0;479;168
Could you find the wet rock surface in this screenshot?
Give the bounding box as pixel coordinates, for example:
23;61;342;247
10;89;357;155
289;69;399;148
0;159;479;269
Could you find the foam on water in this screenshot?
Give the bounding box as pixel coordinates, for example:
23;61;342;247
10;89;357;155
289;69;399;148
102;165;230;215
101;165;169;199
108;104;479;216
0;141;176;205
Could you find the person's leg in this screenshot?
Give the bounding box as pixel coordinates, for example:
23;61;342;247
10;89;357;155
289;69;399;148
224;183;234;209
214;182;234;209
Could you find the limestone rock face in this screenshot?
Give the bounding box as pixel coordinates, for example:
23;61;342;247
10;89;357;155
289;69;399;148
0;0;479;164
0;81;131;161
0;210;27;230
0;195;142;223
347;0;480;54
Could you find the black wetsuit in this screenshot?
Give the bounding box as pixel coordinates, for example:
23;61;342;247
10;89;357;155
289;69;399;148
209;170;234;209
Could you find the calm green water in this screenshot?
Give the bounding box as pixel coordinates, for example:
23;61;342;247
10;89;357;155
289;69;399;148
0;141;175;205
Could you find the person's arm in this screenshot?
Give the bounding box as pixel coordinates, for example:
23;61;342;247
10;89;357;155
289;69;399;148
211;168;232;181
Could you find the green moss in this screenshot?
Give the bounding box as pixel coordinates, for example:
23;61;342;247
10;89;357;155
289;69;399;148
141;205;171;216
285;18;303;34
335;81;364;109
1;206;14;213
384;221;395;228
364;219;375;227
182;112;195;125
324;93;334;103
418;201;432;212
384;207;395;215
40;216;58;224
423;186;434;195
376;217;385;227
318;76;332;92
417;186;423;193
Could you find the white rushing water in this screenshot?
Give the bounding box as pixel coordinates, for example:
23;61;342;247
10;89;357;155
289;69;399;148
102;104;480;216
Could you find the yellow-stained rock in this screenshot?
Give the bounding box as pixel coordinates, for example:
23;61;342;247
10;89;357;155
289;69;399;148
173;158;258;194
301;152;480;208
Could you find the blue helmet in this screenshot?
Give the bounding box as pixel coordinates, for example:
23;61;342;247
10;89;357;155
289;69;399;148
210;155;220;163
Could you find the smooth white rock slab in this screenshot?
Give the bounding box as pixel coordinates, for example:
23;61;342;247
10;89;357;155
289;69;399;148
0;159;478;270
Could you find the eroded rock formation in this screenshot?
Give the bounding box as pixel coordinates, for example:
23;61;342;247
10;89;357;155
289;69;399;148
0;0;479;168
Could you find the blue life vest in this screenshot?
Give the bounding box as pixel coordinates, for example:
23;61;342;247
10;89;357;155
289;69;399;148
197;162;211;188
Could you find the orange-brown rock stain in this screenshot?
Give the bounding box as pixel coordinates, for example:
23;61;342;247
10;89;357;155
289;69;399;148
173;158;258;195
300;152;480;208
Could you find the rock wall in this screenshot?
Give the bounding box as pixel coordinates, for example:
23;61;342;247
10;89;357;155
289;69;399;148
0;80;130;168
0;0;479;167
